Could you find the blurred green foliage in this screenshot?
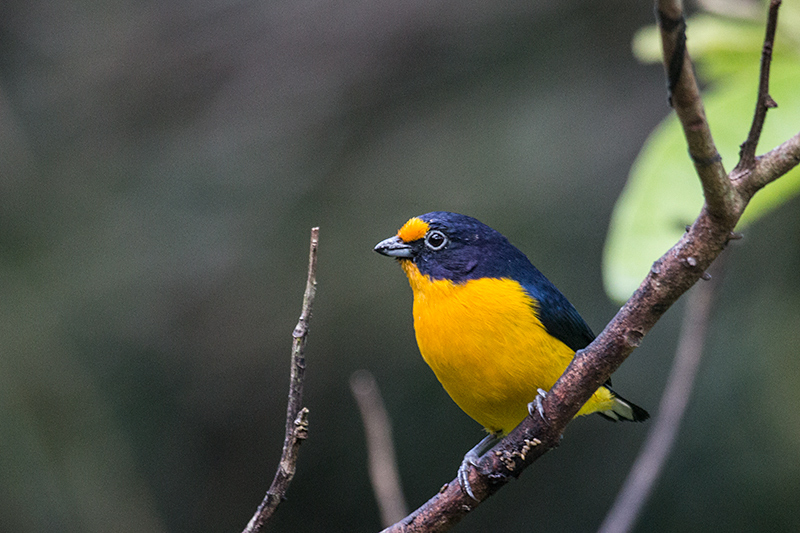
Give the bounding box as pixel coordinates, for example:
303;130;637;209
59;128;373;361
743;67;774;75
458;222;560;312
1;1;798;533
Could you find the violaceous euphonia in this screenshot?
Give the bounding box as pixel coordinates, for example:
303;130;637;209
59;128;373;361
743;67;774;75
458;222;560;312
374;211;648;498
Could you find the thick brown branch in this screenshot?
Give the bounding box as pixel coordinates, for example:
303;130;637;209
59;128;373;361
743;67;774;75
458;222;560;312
243;226;320;533
656;0;738;221
524;202;732;434
736;0;782;171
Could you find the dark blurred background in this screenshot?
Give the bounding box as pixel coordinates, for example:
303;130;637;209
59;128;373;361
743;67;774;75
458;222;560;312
1;0;799;532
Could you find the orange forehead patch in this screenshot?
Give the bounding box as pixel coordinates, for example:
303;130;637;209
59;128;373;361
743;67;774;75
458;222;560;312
397;217;429;243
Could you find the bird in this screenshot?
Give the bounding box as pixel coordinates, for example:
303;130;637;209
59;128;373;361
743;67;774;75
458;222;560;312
374;211;649;498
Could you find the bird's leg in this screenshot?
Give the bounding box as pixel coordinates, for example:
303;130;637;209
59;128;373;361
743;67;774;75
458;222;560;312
458;431;502;500
528;388;550;424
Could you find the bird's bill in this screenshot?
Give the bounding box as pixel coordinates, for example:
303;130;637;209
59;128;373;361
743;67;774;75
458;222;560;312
374;236;414;258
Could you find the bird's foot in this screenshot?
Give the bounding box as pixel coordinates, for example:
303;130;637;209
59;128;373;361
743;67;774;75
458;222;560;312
458;432;501;500
457;457;478;501
527;388;550;424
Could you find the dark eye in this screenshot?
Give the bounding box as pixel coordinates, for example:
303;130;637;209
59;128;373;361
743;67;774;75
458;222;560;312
424;230;448;251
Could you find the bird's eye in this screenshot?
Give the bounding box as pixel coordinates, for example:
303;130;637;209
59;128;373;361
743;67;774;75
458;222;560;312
424;230;448;251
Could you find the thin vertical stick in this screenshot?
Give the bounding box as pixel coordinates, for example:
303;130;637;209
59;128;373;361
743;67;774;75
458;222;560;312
351;370;409;527
243;227;320;533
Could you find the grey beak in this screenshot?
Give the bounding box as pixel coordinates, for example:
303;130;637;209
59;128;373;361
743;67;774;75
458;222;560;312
374;236;414;258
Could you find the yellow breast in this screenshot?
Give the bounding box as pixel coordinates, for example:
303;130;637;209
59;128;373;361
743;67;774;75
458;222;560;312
400;261;614;433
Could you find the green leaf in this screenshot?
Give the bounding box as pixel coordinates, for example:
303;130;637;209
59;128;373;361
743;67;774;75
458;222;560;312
603;57;800;302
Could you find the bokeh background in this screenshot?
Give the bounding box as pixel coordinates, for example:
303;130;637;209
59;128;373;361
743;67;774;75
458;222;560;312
2;0;799;532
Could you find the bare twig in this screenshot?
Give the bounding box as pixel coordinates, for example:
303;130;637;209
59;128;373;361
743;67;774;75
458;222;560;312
351;370;409;527
243;226;320;533
735;0;782;172
381;2;800;531
597;260;721;533
745;130;800;194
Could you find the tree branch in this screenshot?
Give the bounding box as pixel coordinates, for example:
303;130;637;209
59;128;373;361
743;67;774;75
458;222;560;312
243;226;320;533
735;129;800;199
656;0;736;221
381;2;800;531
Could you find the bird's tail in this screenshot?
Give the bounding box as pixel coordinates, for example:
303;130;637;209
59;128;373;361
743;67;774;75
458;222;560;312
598;388;650;422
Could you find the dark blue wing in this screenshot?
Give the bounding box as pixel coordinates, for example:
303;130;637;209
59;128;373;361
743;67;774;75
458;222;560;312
518;274;595;353
520;275;615;387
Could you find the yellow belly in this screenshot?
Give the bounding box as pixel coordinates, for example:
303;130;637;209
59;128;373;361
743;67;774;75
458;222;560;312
401;261;614;434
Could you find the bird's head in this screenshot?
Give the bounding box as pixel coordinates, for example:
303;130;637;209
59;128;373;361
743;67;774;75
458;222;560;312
374;211;530;283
